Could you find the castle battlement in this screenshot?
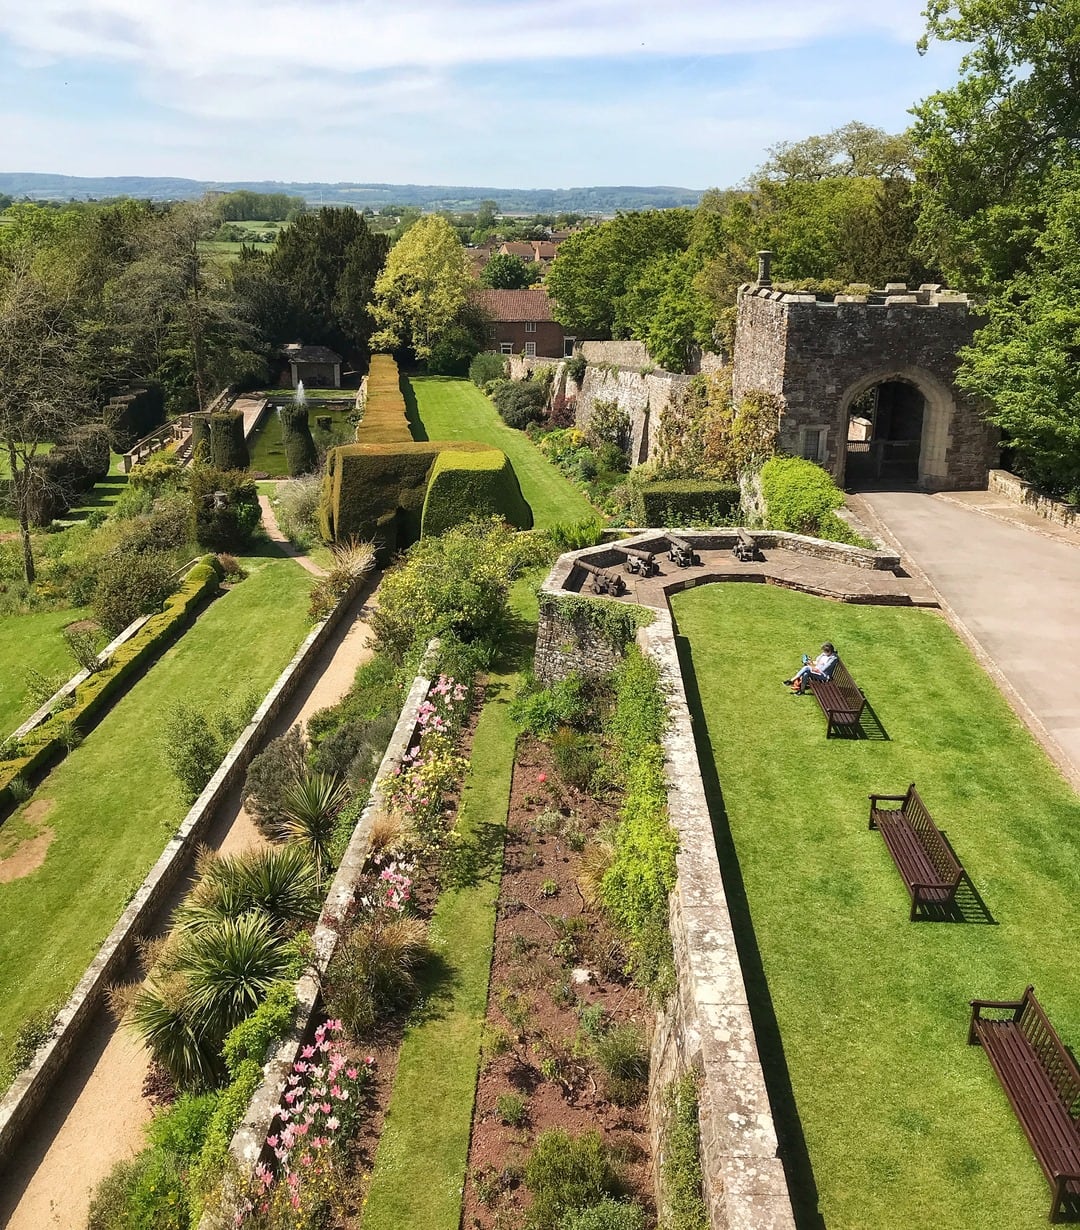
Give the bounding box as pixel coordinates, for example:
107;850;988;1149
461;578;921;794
737;282;971;310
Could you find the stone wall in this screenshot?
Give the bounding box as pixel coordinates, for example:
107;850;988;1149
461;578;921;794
988;468;1079;528
576;365;693;466
731;283;997;491
0;574;374;1167
533;592;635;683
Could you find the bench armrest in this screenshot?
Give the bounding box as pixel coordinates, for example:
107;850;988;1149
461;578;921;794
869;793;907;805
970;996;1025;1012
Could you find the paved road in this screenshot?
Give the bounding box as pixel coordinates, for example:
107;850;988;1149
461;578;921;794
863;491;1080;781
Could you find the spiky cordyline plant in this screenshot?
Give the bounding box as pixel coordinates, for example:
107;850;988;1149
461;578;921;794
176;844;320;935
281;771;350;883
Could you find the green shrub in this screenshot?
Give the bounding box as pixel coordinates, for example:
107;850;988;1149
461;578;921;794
592;1023;649;1106
243;725;307;839
564;1200;648;1230
280;403;318;476
189;467;260;551
91;549;174;636
549;519;606;551
510;672;588;735
420;448;533;537
759;455;866;545
493;378;548;429
87;1146;189;1230
469;351;508;387
629;479;740;527
551;726;601;791
496;1091;528;1126
660;1074;708;1230
186;1058;263;1204
160;687;259;800
190;413;211;464
565;353;587;385
274;473;322;549
128;454;185;495
524;1129;625;1230
209;410;249;471
221;982;297;1076
323;914;428;1037
144;1090;221;1158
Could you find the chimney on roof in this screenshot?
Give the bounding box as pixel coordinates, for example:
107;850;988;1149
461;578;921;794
757;251;773;287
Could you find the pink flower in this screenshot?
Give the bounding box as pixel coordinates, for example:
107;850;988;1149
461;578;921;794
364;1056;375;1066
266;1135;279;1149
346;1066;359;1079
537;772;547;783
301;1044;315;1058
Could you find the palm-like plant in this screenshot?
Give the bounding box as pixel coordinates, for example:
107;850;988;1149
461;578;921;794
175;845;320;934
281;771;350;882
130;973;220;1088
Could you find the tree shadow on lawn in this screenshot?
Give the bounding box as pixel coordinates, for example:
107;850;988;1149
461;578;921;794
400;379;429;442
406;948;460;1030
442;818;504;892
60;475;128;522
676;631;826;1230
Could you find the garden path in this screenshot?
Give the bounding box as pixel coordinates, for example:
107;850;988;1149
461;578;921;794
0;578;379;1230
257;494;327;579
857;490;1080;789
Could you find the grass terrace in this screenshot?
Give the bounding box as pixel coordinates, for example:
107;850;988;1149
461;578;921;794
672;583;1080;1230
404;376;598;529
0;608;94;734
0;551;314;1080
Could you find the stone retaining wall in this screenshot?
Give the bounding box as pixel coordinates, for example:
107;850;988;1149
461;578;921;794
641;614;795;1230
0;572;373;1167
988;468;1079;528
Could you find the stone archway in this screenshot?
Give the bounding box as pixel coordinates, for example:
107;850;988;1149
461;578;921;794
837;366;955;491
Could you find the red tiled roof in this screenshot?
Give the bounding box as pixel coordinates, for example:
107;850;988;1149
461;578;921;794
473;288;555;323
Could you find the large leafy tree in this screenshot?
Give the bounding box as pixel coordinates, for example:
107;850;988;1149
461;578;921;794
912;0;1080;290
371;214;474;360
479;253;539;289
957;166;1080;495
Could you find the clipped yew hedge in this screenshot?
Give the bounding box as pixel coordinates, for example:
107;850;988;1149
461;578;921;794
0;557;223;809
420;448;533;537
629;480;740;527
358;355;412;444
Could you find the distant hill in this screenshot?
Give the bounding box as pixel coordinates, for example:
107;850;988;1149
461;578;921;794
0;173;703;213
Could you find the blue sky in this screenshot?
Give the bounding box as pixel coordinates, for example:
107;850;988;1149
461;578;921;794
0;0;965;189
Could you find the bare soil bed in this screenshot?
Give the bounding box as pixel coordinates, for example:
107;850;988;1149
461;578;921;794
462;735;655;1229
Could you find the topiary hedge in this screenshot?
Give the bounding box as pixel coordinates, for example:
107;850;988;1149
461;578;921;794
103;385;166;454
628;480;740;527
280;404;318;476
209;411;249;471
189;468;261;551
190;413;211;464
0;556;222;809
759;455;865;545
358;355;412;444
420;448;532;537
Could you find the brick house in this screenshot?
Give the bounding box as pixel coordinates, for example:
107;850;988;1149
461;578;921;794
474;288;575;359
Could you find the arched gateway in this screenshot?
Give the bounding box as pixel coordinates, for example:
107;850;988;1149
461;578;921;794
731;259;997;491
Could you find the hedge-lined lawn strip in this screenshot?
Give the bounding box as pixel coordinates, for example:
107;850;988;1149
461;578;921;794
0;554;314;1069
361;579;536;1230
672;584;1080;1230
0;608;92;734
405;375;598;529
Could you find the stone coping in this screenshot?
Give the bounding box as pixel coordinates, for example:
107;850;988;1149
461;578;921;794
0;570;373;1167
988;468;1079;529
641;613;796;1229
737;282;970;309
204;640;441;1227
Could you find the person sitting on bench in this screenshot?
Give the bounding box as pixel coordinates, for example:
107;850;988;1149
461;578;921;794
783;643;838;693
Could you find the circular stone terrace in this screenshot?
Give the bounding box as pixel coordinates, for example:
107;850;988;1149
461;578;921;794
544;528;937;610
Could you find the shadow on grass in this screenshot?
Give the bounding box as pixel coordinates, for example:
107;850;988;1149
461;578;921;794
407;948;460;1029
816;698;889;741
62;475;129;521
442;818;505;891
494;610;539;676
676;631;826;1230
400;378;429;442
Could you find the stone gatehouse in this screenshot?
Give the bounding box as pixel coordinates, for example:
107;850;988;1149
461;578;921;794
731;258;998;491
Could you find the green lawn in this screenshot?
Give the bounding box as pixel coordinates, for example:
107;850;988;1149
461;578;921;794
362;578;536;1230
405;376;598;530
0;608;93;735
0;552;314;1076
672;584;1080;1230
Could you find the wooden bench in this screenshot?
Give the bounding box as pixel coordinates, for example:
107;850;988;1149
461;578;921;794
622;546;658;577
578;560;626;596
806;657;866;737
732;528;760;562
667;535;698;568
968;986;1080;1221
869;784;964;919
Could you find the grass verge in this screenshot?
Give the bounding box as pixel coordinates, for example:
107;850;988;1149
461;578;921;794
0;552;314;1081
672;583;1080;1230
0;608;92;734
361;579;536;1230
404;376;598;530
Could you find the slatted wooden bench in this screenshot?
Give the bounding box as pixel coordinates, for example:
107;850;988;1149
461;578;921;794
869;784;964;919
732;528;760;562
968;986;1080;1222
806;657;866;737
577;560;626;596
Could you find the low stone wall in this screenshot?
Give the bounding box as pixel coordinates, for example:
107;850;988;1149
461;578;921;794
0;573;373;1167
533;593;634;683
211;642;440;1223
641;613;795;1230
988;468;1079;528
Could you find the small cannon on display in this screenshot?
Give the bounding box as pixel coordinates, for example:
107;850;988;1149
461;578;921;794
578;560;626;596
667;535;698;568
732;528;761;562
622;547;658;577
